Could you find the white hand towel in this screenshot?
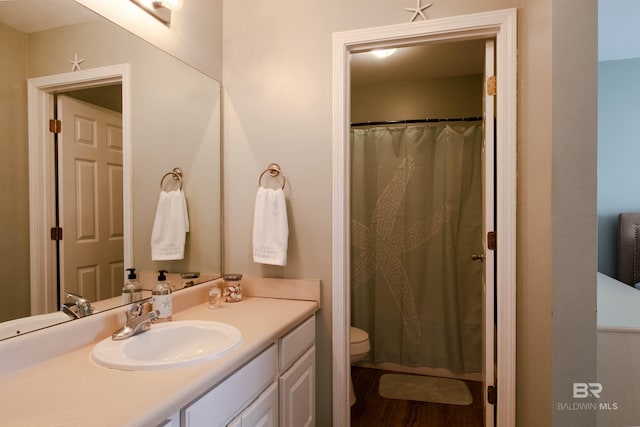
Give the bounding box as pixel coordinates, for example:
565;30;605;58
151;189;189;261
253;186;288;266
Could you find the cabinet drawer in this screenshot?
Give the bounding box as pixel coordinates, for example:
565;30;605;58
182;345;277;427
279;316;315;372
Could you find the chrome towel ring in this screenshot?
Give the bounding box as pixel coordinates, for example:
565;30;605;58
258;163;286;190
160;167;183;190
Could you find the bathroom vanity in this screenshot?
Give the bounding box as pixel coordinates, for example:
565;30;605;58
173;315;315;427
0;278;319;427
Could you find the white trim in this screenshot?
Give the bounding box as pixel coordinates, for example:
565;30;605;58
331;9;517;426
483;38;496;427
28;64;132;314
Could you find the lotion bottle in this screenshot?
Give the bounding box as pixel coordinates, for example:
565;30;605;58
121;268;142;304
152;270;173;322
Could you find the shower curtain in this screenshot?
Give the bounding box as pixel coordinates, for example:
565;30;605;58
350;122;483;373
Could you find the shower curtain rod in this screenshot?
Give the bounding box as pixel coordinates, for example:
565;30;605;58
350;116;483;127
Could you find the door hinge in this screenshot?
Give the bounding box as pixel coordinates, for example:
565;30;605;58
50;227;63;241
487;385;497;405
49;119;62;134
487;76;497;96
487;231;496;251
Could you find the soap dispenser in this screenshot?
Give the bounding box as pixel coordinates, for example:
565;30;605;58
152;270;173;322
121;268;143;304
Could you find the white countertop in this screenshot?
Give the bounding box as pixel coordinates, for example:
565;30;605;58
0;296;317;427
597;272;640;332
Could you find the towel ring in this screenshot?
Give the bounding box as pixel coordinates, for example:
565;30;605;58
160;167;183;190
258;163;286;190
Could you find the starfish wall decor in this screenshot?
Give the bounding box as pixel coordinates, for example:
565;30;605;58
68;52;85;72
405;0;433;22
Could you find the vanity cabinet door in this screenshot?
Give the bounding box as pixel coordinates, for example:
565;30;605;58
279;345;315;427
182;345;277;427
228;382;279;427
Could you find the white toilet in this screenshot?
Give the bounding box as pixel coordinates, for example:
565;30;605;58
349;326;371;406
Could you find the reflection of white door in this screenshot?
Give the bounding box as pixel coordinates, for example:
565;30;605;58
482;39;496;427
57;95;124;302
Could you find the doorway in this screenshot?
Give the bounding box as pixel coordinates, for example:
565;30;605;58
27;64;132;315
332;9;517;427
349;38;491;427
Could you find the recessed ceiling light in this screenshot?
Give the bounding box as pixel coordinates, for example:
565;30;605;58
371;49;397;59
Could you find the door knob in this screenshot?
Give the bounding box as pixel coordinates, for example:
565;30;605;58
471;253;485;262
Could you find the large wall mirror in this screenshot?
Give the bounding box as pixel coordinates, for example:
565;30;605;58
0;0;221;339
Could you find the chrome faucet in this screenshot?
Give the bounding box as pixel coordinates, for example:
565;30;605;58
63;292;94;318
112;301;159;341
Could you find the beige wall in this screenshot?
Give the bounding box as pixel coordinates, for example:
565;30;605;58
551;0;597;425
514;0;553;424
351;75;483;122
223;1;597;426
0;23;30;322
75;0;223;81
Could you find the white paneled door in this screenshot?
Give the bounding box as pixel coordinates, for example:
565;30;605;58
57;95;124;302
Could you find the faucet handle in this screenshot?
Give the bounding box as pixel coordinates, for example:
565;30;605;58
112;309;160;340
126;298;153;321
65;292;87;305
65;292;94;317
126;302;143;321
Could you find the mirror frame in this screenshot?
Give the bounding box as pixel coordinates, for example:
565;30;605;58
28;64;132;315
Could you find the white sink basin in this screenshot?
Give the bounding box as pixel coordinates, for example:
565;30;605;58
91;320;242;370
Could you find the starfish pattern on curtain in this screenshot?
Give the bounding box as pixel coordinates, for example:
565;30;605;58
351;156;452;343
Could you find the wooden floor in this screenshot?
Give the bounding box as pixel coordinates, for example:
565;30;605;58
350;367;484;427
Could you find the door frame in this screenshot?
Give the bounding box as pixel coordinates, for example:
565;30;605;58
27;64;132;315
331;9;517;426
483;38;497;427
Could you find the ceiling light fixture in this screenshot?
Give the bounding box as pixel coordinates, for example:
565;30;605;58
154;0;184;11
130;0;184;25
371;49;397;59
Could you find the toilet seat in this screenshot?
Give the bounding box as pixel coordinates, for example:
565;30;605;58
350;326;370;356
349;326;371;406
